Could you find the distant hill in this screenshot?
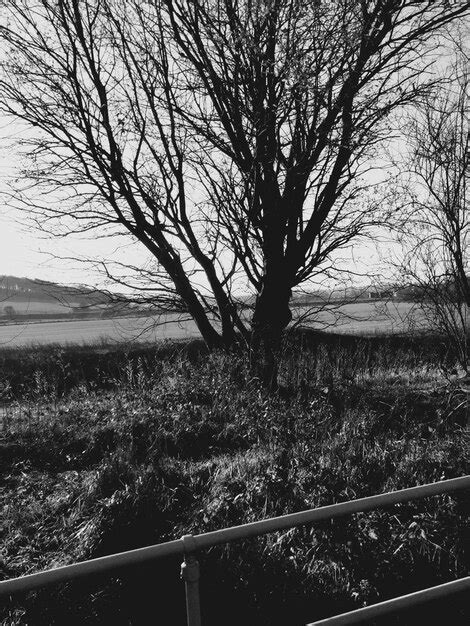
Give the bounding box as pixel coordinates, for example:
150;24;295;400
0;275;128;319
0;275;418;322
237;284;413;310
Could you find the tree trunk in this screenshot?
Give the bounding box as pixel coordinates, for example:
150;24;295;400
157;245;223;350
251;269;292;390
171;269;223;350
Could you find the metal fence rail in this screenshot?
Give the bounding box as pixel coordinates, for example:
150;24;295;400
307;576;470;625
1;475;470;626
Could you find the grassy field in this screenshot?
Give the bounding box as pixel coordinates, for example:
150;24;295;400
0;301;424;348
0;313;200;348
1;299;78;315
0;331;469;625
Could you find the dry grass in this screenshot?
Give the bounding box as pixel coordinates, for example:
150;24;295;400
0;333;469;625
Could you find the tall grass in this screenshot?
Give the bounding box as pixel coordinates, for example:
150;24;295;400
0;332;469;624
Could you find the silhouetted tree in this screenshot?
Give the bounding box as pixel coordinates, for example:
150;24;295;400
1;0;469;386
398;51;470;371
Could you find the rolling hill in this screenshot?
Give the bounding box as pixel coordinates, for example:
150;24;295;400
0;276;123;320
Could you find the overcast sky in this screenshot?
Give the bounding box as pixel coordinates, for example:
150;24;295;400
0;7;466;296
0;115;394;292
0;118;150;288
0;44;456;293
0;131;372;296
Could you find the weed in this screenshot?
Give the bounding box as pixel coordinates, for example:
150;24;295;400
0;333;469;624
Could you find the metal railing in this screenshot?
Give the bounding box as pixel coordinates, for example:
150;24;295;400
307;575;470;625
1;475;469;625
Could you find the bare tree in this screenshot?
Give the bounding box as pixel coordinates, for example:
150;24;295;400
398;53;470;371
1;0;469;386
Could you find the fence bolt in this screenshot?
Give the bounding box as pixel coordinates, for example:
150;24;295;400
181;534;202;626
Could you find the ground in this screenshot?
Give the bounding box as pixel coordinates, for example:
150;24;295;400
0;333;469;624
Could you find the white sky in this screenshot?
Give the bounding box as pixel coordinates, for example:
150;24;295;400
0;116;393;292
0;120;150;288
0;21;461;293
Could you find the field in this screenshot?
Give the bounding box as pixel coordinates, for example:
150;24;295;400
0;301;424;348
0;313;200;348
1;299;78;315
1;331;469;625
293;300;422;334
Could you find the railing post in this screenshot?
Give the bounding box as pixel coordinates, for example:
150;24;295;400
180;534;202;626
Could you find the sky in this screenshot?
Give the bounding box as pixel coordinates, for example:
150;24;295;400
0;14;461;294
0;114;388;293
0;97;404;296
0;119;152;289
0;121;81;283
